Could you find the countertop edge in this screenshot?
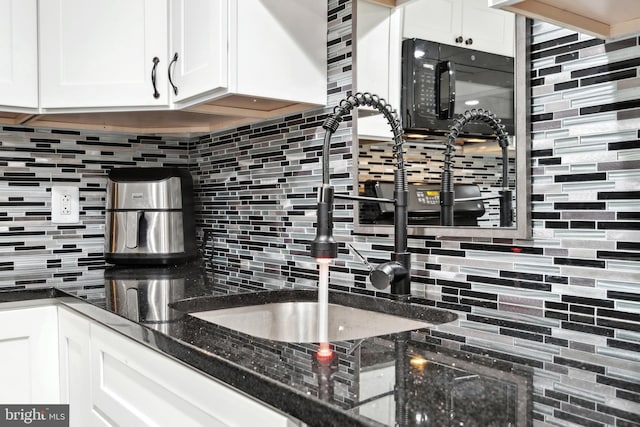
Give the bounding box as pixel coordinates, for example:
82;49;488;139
0;288;380;427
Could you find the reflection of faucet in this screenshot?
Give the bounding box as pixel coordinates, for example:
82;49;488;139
310;92;411;297
440;108;513;227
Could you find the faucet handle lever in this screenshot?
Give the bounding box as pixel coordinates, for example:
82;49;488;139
348;244;374;272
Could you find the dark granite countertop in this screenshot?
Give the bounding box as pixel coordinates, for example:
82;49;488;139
0;263;535;426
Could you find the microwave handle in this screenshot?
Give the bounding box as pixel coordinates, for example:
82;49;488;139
435;60;456;120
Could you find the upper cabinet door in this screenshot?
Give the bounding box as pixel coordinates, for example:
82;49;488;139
403;0;514;57
169;0;228;106
403;0;463;47
39;0;169;110
460;0;514;57
0;0;38;110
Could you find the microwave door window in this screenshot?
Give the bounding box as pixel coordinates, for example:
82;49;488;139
455;65;514;133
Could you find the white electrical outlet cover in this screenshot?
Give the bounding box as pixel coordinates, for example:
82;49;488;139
51;186;80;224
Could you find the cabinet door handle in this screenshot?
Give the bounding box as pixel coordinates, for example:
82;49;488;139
151;57;160;99
455;36;463;43
168;52;179;96
465;38;473;45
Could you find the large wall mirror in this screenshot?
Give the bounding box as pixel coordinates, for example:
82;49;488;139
353;0;530;239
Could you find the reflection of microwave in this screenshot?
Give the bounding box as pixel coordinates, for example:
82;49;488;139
401;38;514;136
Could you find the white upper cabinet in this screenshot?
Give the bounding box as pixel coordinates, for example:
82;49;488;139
403;0;515;57
33;0;326;121
39;0;169;110
232;0;326;106
169;0;228;105
356;0;404;139
170;0;327;109
0;0;38;110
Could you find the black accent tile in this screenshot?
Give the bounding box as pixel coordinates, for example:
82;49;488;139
571;221;596;229
556;52;579;63
545;389;569;402
467;274;551;291
571;57;640;78
531;149;553;157
562;322;614;337
598;221;640;230
530;77;545;86
546;221;569;229
532;112;553;122
598;191;640;200
430;248;465;257
546;301;568;310
581;99;640;115
554;257;605;268
499;328;543;342
597;318;640;332
545;336;568;347
553;410;604;427
596;402;640;423
553;356;604;374
554;172;606;183
531;34;579;52
598;308;640;322
570;396;596;410
617;390;640;405
532;212;561;220
460;344;543;368
605;37;638;51
608;140;640;150
554;80;579;91
618;212;640;220
581;69;637;87
467;314;551;335
562;295;614;308
546;275;568;285
538;157;562;165
546;310;568;321
607;291;640;302
554;202;606;210
597;251;640;261
460;243;543;255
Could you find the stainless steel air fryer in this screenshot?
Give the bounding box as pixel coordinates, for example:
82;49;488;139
105;167;197;265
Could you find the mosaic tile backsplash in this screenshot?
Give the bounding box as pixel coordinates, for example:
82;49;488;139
0;128;189;289
0;2;638;425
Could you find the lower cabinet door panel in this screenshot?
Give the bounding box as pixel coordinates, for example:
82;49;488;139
0;305;60;404
58;306;103;426
90;322;292;426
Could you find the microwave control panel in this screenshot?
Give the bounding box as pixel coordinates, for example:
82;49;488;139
415;188;440;205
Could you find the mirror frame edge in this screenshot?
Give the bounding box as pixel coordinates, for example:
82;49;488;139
352;13;532;240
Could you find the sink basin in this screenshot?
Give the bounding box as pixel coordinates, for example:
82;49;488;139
172;290;457;343
191;301;433;342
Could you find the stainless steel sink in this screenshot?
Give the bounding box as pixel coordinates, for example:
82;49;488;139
173;290;457;343
190;302;434;342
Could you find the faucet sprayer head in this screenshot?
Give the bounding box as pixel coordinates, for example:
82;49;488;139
310;184;338;260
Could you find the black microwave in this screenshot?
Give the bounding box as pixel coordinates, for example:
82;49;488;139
401;38;514;137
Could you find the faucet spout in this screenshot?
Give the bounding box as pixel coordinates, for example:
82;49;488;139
311;93;411;297
441;108;512;227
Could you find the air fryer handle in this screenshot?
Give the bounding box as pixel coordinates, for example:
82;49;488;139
125;211;140;249
435;60;455;120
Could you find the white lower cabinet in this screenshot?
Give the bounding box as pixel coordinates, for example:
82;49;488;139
0;304;60;404
58;306;95;426
57;306;296;427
